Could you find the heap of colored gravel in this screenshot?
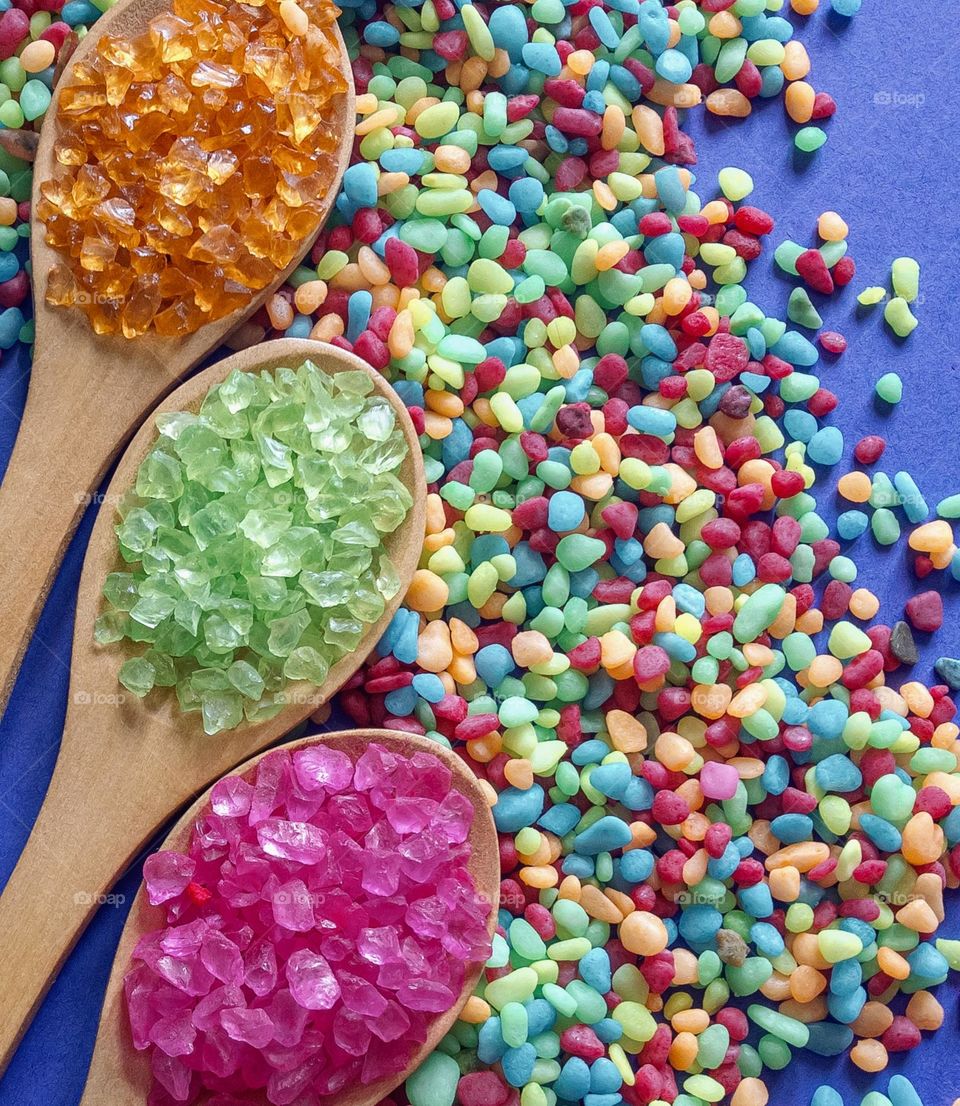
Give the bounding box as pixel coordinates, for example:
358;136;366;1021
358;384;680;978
97;361;411;734
124;742;492;1102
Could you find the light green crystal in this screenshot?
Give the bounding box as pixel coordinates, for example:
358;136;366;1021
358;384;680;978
98;360;412;735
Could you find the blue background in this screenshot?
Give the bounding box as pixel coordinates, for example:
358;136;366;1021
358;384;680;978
1;4;959;1104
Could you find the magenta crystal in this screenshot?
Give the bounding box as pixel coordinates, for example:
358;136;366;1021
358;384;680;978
124;743;491;1104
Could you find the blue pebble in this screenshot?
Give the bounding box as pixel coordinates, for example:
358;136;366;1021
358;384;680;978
653;632;696;663
858;813;902;852
0;307;23;350
574;815;632;855
622;776;654;811
771;329;819;367
807;426;845;466
732;553;756;586
580;948;612;993
593;1018;624;1044
582;90;607;115
828;985;866;1024
60;0;100;24
502;1043;537;1087
493;785;545;833
887;1075;924;1106
638;0;670;52
762;755;790;796
589;1058;623;1094
475;643;514;687
363;20;400;45
477;188;517;226
563;854;595;878
907;942;949;984
488;145;530;173
831;0;861;14
521;42;562;76
655;47;692;83
678;904;722;944
750;922;784;957
894;470;928;523
477;1017;507;1063
815;753;862;792
672;582;705;618
829;958;861;995
618;849;654;884
526;999;556;1036
626;404;677;437
342;163;378;208
811;1087;845;1106
509;177;545;215
654;165;686;213
805;1022;854;1058
554;1058;591;1101
539;803;582;836
0;253;18;283
771;813;813;843
548;490;586;531
639;323;678;361
411;673;445;703
808;699;848;739
739;881;773;918
837;509;869;540
589;762;632;801
784;407;819;443
489;4;528;58
760;65;785;97
384;684;417;716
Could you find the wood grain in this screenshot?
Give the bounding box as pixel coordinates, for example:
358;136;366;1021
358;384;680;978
79;729;498;1106
0;339;425;1075
0;0;355;717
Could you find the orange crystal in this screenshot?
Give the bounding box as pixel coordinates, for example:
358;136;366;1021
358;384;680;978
39;0;347;338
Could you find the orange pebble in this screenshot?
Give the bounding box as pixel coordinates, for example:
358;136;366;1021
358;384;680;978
706;88;751;117
838;470;873;502
789;964;826;1003
901;812;945;866
850;1000;895;1038
732;1078;769;1106
785;80;816;123
849;588;880;620
620;911;668;956
668;1030;699;1070
850;1038;888;1073
906;989;944;1031
503;758;533;790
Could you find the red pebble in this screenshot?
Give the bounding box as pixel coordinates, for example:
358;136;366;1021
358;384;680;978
905;590;944;633
457;1073;510;1106
0;9;28;59
833;254;856;286
819;330;847;354
882;1016;922;1053
560;1026;606;1062
854;435;886;464
795;248;835;294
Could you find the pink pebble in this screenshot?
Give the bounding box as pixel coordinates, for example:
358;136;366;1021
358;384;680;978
699;760;740;800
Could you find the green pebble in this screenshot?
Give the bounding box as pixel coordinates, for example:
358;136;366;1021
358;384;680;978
937;494;960;519
875;371;903;403
787;286;823;329
884;296;918;337
718;167;753;201
795;126;827;152
891;256;920;302
733;584;785;644
747;1004;810;1048
871;503;898;546
19;78;51;121
405;1052;460;1106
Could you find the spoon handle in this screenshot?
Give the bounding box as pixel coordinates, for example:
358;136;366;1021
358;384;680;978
0;742;159;1076
0;344;173;718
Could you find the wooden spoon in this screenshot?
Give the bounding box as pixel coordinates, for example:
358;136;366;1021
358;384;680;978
0;0;356;717
0;338;425;1076
79;728;498;1106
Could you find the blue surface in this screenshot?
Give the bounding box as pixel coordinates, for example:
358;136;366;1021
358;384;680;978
2;4;960;1105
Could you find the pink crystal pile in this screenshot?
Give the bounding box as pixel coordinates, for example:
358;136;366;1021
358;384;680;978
124;743;493;1105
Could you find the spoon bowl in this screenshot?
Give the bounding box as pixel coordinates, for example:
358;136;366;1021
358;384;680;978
0;339;425;1075
79;729;498;1106
0;0;355;717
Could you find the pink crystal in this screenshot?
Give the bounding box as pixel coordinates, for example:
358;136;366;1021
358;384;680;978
292;746;353;792
143;852;195;905
124;743;492;1104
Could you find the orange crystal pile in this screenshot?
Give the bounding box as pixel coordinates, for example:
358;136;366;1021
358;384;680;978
38;0;348;338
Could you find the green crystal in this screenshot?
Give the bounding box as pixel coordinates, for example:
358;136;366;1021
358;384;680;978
97;360;411;735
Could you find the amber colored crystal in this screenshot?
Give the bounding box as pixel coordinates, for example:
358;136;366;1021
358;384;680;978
41;0;346;338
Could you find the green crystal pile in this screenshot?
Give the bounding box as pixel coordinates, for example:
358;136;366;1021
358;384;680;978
96;361;412;735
